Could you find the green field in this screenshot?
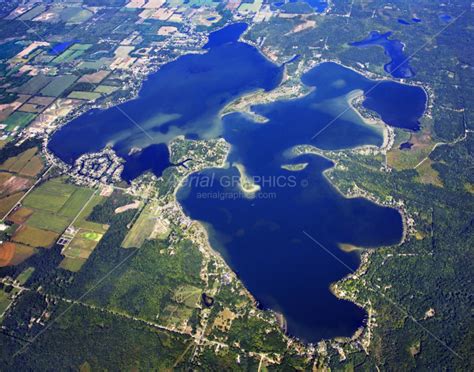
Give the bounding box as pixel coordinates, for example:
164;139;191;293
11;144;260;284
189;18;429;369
4;112;36;132
57;188;95;218
59;8;93;24
26;211;70;233
39;75;78;97
59;256;87;272
94;85;119;94
173;285;201;308
68;91;102;101
23;179;77;213
83;231;102;242
23;179;100;236
121;204;156;248
0;291;12;316
14;74;52;94
74;194;108;233
52;44;92;64
15;267;35;285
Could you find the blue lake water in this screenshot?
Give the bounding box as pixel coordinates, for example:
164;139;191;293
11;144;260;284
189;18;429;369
48;40;78;55
274;0;328;12
49;24;426;342
439;14;452;23
350;31;415;79
49;23;282;181
398;18;410;25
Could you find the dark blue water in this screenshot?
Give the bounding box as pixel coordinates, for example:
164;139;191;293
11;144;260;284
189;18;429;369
203;22;248;49
48;40;77;55
276;0;328;12
350;31;415;79
49;23;282;178
439;14;452;23
302;0;328;12
285;54;301;64
362;81;426;131
121;144;171;182
179;62;424;342
49;24;427;342
399;141;413;150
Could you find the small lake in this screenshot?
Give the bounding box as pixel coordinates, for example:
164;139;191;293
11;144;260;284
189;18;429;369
49;24;427;342
350;31;416;79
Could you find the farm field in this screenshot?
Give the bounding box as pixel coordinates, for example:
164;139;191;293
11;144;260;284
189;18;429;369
2;178;109;270
68;91;102;101
121;203;155;248
94;85;118;94
0;242;38;267
52;44;92;64
39;75;78;97
13;74;52;95
12;225;59;248
6;178;95;247
3;111;36;132
23;178;83;213
0;147;43;176
0;192;25;217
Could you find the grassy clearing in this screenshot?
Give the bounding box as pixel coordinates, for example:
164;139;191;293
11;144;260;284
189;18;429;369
121;204;156;248
94;85;118;94
74;194;108;233
16;266;35;284
415;159;443;187
173;285;201;308
59;256;87;272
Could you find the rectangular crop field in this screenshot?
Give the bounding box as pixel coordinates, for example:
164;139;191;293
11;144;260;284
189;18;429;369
26;210;70;233
4;112;36;131
39;75;78;97
12;225;59;248
23;178;77;213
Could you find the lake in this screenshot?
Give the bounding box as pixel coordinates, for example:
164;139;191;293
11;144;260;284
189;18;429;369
350;31;416;79
49;24;426;342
